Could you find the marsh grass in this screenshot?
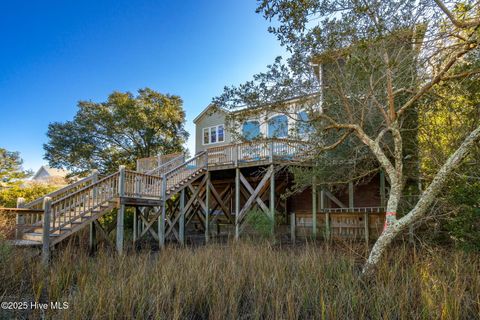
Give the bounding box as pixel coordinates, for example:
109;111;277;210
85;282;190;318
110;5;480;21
0;240;479;319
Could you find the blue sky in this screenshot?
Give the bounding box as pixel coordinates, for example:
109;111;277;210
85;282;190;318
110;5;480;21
0;0;286;171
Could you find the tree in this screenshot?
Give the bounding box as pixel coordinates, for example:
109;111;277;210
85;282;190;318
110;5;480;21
214;0;480;273
0;148;31;186
44;88;189;175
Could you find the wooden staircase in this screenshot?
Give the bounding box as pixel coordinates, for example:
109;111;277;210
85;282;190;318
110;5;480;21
13;152;208;247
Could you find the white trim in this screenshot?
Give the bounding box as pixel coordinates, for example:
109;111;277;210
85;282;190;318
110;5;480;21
202;124;225;146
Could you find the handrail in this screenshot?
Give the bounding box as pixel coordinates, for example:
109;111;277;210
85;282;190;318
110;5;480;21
51;171;119;205
164;151;206;178
146;153;185;176
25;173;97;209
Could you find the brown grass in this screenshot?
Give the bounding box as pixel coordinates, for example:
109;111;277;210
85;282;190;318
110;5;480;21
0;241;479;319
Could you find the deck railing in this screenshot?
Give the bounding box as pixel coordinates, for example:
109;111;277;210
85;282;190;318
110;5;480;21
124;170;163;198
136;153;184;173
206;139;312;166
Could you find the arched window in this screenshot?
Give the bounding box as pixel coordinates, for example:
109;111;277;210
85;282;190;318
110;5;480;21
268;115;288;138
242;121;260;140
297;110;312;136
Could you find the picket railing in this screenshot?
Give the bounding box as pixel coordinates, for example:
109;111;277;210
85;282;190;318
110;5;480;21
124;170;163;198
146;153;185;177
49;172;119;234
24;173;98;210
136;153;184;173
206;139;312;166
164;151;207;190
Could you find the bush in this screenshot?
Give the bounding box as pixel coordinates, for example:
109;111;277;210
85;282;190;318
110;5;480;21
0;183;57;207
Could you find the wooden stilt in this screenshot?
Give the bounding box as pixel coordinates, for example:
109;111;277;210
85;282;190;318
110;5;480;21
380;171;386;208
290;212;296;242
348;182;354;209
179;188;185;246
133;207;138;245
321;189;330;240
270;164;275;236
89;221;96;254
364;211;369;244
90;169;98;253
205;171;210;243
42;197;52;267
159;175;167;249
116;165;125;254
235;167;240;240
312;175;317;239
16;197;25;239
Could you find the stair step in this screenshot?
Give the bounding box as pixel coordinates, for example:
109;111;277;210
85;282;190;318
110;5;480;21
23;232;61;241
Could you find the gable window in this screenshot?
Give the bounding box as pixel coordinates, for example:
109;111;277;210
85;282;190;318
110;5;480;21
242;121;260;140
268;115;288;138
202;124;225;145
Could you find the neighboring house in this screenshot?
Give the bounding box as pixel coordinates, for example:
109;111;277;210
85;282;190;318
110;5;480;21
31;165;69;185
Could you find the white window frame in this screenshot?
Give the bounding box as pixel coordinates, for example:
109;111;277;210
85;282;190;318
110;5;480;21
202;124;225;145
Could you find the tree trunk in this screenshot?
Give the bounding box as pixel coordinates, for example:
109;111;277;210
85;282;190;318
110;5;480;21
363;124;480;275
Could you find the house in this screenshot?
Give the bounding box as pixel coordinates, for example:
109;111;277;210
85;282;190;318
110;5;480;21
31;165;69;185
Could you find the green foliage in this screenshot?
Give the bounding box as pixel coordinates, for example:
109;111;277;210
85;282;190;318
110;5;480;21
44;88;189;175
0;184;57;207
444;179;480;252
245;209;274;239
0;148;31;186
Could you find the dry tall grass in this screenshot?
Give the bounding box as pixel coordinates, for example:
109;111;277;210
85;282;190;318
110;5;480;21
0;240;479;319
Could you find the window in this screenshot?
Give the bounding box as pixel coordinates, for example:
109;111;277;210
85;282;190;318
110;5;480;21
202;124;225;145
268;115;288;138
242;121;260;140
218;125;224;142
297;111;312;136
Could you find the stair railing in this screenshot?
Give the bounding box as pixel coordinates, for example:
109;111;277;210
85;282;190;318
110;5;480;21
146;153;185;177
164;151;207;190
48;171;120;234
24;171;99;210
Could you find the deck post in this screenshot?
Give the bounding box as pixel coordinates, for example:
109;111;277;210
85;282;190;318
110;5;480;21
364;211;369;244
270;164;275;236
290;212;296;242
159;174;167;249
235;167;240;240
89;170;98;253
380;171;386;208
205;171;210;243
348;182;354;209
179;188;185;246
42;197;52;267
133;207;138;246
16;197;25;239
312;175;317;239
269;141;274;163
321;189;330;240
116;165;125;254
